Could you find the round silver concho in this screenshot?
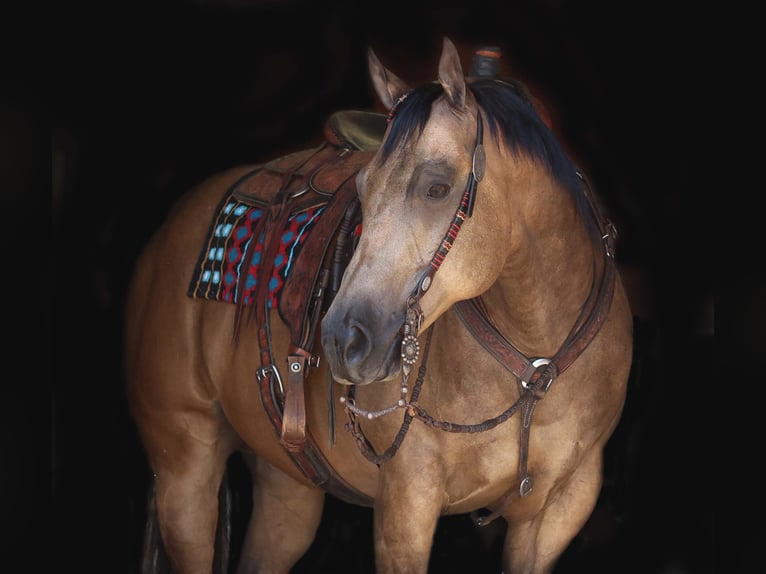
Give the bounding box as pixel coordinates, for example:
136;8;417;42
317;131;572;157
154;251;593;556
401;334;420;366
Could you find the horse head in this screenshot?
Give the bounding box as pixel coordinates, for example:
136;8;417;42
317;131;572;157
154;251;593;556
321;37;579;386
321;37;501;386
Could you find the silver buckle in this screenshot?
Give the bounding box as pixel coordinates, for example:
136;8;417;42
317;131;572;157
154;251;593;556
520;358;552;390
256;364;284;396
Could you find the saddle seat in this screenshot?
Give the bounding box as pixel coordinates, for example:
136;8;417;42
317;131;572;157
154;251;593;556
323;110;387;152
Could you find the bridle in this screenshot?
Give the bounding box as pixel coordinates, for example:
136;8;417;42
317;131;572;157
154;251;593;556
340;90;618;525
341;98;485;418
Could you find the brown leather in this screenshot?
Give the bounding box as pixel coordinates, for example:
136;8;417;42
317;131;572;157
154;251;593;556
275;153;369;451
454;173;619;527
309;150;371;194
231;140;374;507
282;352;309;451
279;153;372;346
257;363;371;507
251;146;341;449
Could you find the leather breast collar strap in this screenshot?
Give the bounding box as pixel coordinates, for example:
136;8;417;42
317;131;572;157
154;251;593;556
454;172;618;526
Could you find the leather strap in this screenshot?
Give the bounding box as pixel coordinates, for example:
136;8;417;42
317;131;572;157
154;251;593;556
277;170;363;450
454;255;615;386
252;148;338;450
457;172;618;526
278;154;371;347
256;362;372;506
241;144;374;507
281;351;309;451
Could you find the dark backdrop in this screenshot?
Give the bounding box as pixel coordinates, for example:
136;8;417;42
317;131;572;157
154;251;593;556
5;0;721;572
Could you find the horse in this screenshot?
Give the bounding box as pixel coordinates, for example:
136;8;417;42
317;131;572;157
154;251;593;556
124;37;633;574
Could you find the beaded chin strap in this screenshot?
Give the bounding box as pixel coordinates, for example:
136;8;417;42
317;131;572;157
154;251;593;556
341;106;485;421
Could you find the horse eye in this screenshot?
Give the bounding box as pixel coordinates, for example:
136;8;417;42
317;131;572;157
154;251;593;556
426;183;451;200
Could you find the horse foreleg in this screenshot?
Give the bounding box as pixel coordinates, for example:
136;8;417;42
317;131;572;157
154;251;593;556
373;465;443;574
501;450;604;574
235;452;325;574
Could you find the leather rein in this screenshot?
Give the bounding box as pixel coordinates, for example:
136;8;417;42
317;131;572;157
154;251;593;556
340;104;618;525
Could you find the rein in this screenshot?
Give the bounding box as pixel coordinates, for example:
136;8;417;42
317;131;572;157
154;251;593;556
340;105;618;523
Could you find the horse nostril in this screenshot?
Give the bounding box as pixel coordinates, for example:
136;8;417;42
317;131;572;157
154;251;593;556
343;322;372;367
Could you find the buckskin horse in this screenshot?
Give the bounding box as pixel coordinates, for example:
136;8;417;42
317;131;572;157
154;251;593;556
124;37;633;573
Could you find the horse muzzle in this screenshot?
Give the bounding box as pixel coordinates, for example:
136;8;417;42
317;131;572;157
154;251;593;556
320;302;403;386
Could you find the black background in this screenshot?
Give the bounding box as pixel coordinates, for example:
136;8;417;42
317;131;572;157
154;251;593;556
4;0;724;572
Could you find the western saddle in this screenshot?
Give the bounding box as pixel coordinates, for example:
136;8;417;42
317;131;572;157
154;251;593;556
229;110;386;506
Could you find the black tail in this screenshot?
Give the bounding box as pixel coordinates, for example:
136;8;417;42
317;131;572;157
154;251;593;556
140;472;233;574
214;470;232;574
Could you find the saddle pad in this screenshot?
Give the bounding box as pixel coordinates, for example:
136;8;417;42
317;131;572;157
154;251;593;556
188;190;326;308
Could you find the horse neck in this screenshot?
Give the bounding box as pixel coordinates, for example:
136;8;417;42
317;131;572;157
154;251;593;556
480;173;601;358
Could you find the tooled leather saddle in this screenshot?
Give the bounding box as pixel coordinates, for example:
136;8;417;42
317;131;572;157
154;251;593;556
190;110;386;506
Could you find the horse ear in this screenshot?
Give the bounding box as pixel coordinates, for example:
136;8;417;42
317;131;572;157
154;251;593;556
438;37;466;109
368;46;411;111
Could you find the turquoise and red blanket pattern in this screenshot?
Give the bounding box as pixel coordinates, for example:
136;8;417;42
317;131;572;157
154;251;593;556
188;193;325;309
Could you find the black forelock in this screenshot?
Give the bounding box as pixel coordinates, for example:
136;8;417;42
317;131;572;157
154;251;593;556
381;78;579;191
381;82;443;160
379;78;595;234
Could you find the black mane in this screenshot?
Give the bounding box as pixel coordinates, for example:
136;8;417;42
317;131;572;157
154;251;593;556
381;78;596;236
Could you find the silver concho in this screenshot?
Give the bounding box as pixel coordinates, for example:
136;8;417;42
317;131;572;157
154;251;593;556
401;334;420;366
472;144;486;182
